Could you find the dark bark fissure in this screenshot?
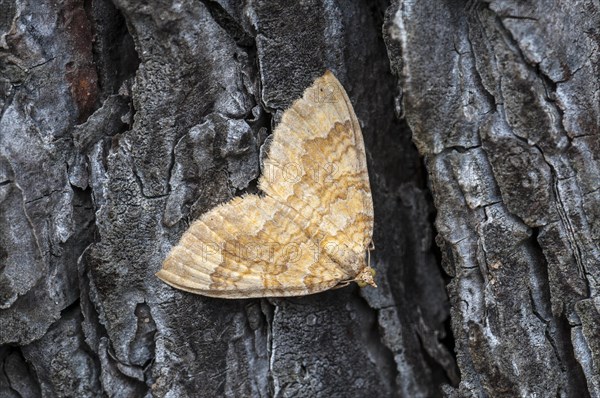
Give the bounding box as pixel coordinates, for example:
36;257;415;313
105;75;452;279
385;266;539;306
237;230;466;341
1;0;599;397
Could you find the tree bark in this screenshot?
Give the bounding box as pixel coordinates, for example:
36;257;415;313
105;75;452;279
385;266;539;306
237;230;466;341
0;0;597;397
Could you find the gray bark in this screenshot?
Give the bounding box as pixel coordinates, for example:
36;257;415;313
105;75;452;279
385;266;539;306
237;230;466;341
385;0;600;396
0;0;597;397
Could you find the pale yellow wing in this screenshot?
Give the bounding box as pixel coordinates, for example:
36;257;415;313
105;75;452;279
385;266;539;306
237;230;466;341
259;71;374;270
157;71;375;298
156;195;354;298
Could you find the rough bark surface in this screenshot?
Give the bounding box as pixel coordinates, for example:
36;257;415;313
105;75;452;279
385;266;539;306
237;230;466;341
0;0;597;397
385;0;600;397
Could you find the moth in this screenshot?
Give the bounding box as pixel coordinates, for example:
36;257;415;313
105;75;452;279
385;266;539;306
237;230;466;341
156;71;375;298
